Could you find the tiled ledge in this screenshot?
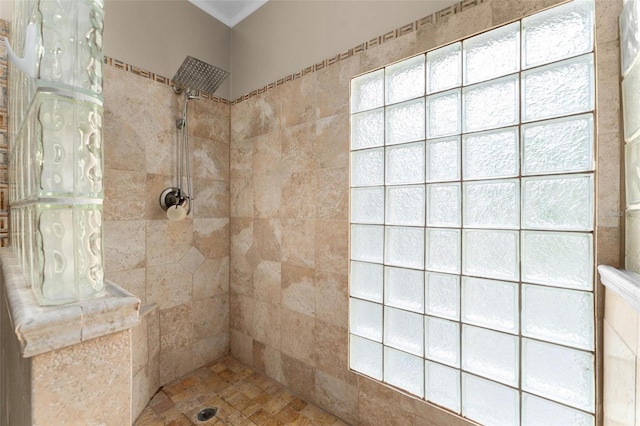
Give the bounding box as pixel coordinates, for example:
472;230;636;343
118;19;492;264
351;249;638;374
1;248;140;357
599;265;640;313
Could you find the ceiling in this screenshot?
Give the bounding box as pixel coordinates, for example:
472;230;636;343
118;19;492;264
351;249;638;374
189;0;269;27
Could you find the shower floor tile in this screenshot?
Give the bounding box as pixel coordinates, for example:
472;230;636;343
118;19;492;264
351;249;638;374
134;357;348;426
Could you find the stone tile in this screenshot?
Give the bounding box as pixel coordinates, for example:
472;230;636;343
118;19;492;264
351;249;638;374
193;218;229;259
254;218;283;262
230;329;254;367
148;308;161;358
281;309;315;365
282;121;316;174
231;254;255;297
314;371;357;425
105;267;146;303
180;247;205;275
146;263;192;310
231;90;281;141
193;332;229;370
190;135;230;182
193;296;228;339
596;0;623;44
314;220;348;273
598;132;622;229
315;271;348;329
231;137;254;181
360;32;418;74
253;260;282;306
146;219;193;267
597;226;620;268
160;304;193;353
103;220;147;273
282;353;316;403
253;341;285;384
315;114;349;170
253;131;287;218
606;288;639;354
132;315;150;375
192;178;230;219
160;346;193;385
316;55;360;119
413;399;473;426
145;173;176;221
254;301;281;348
491;0;563;27
231;178;254;218
357;375;415;426
604;321;636;426
230;292;255;336
314;320;353;386
281;171;317;219
104;169;147;221
282;219;315;268
282;263;315;317
316;168;348;220
281;73;316;129
193;256;229;300
190;99;230;144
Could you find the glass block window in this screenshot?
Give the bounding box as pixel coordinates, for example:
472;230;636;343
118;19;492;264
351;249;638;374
348;0;596;423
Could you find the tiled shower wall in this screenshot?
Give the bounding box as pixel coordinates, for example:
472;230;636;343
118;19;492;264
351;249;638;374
229;0;622;424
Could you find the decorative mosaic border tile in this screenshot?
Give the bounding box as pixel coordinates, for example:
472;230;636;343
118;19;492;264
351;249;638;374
102;0;485;105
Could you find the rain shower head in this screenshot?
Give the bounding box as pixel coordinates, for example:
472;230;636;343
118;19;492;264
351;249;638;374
172;56;230;95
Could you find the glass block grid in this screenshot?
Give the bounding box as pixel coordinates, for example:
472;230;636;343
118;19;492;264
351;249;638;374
349;1;595;424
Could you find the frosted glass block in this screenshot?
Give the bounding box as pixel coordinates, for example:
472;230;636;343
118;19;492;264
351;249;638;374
426;136;460;182
386;142;425;184
426;361;461;413
462;373;520;426
351;225;384;263
462;325;519;386
522;174;593;231
462;127;518;180
523;284;594;350
522;393;595;426
426;89;461;139
426;228;461;274
386;98;426;145
386;185;425;226
522;114;594;175
351;69;384;113
463;230;519;281
463;180;519;229
351;187;384;224
351;148;384;187
522;54;594;122
425;317;460;367
385;266;424;313
385;226;425;269
463;22;520;85
350;334;383;380
349;298;383;342
462;277;518;334
522;339;595;412
427;183;460;227
522;231;593;290
620;0;640;75
522;0;594;69
351;108;384;150
384;347;424;397
350;261;383;303
386;54;425;104
463;74;519;133
427;42;462;94
384;307;424;356
623;60;640;141
627;136;640;206
426;272;460;320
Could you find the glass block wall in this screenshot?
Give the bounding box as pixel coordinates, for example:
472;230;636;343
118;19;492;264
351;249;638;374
348;0;596;424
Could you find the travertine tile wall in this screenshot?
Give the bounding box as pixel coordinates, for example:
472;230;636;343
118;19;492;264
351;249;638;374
229;0;622;424
102;65;231;418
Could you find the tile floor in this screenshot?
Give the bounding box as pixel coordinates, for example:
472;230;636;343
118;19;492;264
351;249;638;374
135;357;348;426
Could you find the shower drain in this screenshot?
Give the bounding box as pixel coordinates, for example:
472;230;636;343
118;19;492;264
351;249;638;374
197;407;217;422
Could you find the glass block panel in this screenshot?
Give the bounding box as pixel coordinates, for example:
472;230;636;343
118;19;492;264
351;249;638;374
623;59;640;141
351;187;384;224
522;393;595;426
462;373;520;426
350;261;383;303
386;185;425;226
627;136;640;206
463;74;519;133
463;230;519;281
426;228;461;274
384;306;424;356
350;334;383;380
351;69;384;113
462;325;519;386
351;224;384;263
462;127;519;180
427;183;461;227
425;316;460;367
351;148;384;187
522;174;593;231
384;346;424;397
522;54;594;122
522;284;594;350
620;0;640;75
522;114;594;175
386;54;425;104
351;108;384;150
426;136;460;182
385;226;425;269
522;338;595;412
386;141;425;184
522;231;593;290
463;179;519;229
426;361;461;413
426;272;460;320
386;98;426;145
426;89;461;139
522;0;594;69
464;22;520;85
427;42;462;94
462;277;518;334
349;298;383;342
385;266;424;313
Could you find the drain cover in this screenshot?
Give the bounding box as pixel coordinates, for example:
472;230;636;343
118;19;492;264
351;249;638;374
197;407;217;421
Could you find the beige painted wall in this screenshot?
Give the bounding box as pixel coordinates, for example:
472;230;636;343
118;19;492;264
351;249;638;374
230;0;458;97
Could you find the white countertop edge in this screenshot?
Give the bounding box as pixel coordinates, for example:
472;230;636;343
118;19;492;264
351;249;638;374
598;265;640;313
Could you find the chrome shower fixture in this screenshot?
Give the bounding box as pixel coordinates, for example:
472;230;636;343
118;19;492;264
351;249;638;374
172;55;229;95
